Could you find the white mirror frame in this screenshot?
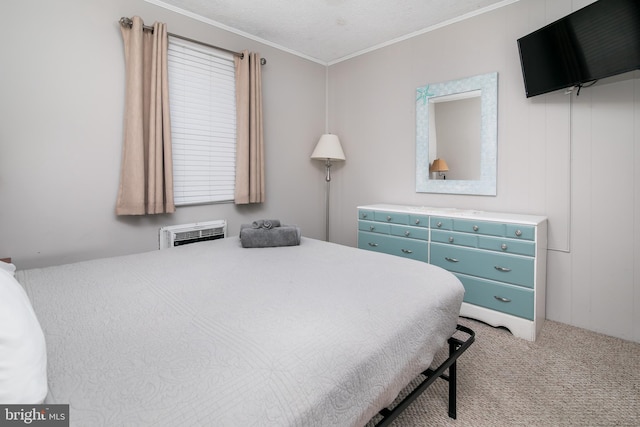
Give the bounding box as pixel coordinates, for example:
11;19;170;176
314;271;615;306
416;72;498;195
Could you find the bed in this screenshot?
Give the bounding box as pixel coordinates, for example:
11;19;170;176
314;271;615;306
11;236;473;426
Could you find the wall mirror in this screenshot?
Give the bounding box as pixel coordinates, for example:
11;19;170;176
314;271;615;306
416;72;498;195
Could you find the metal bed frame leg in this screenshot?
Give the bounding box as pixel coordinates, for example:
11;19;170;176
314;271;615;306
448;338;457;419
374;324;474;426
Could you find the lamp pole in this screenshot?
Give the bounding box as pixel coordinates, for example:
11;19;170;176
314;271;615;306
324;159;333;241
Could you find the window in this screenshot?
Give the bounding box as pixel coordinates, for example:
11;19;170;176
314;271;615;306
167;36;236;205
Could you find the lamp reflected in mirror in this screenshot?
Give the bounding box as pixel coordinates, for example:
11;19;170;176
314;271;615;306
430;158;449;180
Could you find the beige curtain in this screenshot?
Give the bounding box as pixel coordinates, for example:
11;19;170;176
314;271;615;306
116;16;175;215
234;51;265;204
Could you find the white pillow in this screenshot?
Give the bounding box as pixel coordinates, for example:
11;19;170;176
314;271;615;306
0;261;16;276
0;269;48;403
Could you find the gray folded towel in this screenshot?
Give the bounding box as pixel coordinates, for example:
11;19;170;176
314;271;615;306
239;225;301;248
251;219;281;229
263;219;279;229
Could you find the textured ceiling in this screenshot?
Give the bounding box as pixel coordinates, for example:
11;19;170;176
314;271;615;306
149;0;516;64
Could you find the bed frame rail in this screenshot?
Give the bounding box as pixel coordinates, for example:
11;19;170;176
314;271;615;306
374;324;475;426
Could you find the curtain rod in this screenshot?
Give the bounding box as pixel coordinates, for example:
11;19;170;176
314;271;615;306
119;17;266;65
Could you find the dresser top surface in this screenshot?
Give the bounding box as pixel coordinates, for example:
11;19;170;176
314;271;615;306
358;204;547;225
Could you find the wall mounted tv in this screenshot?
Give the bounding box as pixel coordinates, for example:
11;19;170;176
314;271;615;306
517;0;640;98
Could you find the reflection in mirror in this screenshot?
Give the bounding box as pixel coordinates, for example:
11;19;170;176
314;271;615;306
416;72;497;195
433;94;481;180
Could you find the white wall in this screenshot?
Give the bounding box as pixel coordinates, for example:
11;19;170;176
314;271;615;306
0;0;328;268
328;0;640;343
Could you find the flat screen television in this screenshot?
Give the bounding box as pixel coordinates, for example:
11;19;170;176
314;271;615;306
517;0;640;98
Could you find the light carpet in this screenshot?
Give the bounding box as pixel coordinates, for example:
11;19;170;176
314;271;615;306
368;317;640;426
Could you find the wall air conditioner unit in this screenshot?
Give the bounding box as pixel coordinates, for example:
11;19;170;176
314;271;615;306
159;220;227;250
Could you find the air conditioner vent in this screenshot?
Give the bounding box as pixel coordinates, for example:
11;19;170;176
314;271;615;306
159;220;227;249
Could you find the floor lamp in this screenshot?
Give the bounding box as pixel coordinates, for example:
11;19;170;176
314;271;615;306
311;134;345;241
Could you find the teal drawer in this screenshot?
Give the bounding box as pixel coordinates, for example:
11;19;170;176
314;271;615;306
373;211;409;225
431;230;478;248
391;225;429;241
409;214;429;228
453;219;505;237
358;231;386;252
430;217;453;230
457;274;534;320
358;220;390;234
478;236;535;257
506;224;535;241
358;231;427;262
359;210;374;221
430;243;534;288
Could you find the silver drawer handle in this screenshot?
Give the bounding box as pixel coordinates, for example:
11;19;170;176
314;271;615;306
386;216;392;221
368;242;379;247
436;221;442;228
445;257;459;263
362;213;368;219
449;237;454;243
404;231;411;236
494;266;512;272
473;225;479;231
494;296;512;303
415;219;420;224
369;226;375;231
515;229;522;237
401;249;413;254
501;243;508;251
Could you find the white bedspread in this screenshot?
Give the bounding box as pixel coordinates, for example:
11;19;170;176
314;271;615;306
16;237;463;427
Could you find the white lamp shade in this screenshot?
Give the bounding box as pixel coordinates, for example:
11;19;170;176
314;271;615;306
311;134;345;161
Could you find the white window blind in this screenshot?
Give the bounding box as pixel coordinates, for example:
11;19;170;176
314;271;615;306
168;36;236;205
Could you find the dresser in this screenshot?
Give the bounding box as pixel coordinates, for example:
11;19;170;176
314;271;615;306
357;204;547;341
